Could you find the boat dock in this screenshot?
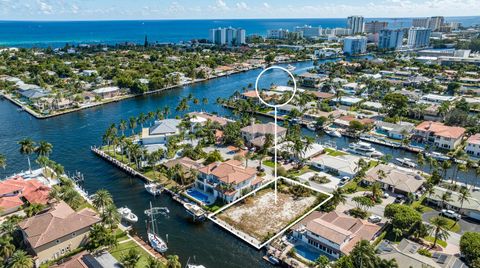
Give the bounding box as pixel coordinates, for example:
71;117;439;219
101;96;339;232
359;135;401;148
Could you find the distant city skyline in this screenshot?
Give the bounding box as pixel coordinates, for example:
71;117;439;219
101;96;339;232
0;0;479;20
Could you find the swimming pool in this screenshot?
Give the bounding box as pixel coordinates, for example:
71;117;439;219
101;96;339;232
294;244;322;262
186;189;210;204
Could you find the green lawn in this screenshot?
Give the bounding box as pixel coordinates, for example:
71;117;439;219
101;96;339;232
324;148;348;156
429;216;462;233
343;180;370;193
109;240;153;267
262;160;276;168
411;195;435;214
114;229;130;242
425;236;448;248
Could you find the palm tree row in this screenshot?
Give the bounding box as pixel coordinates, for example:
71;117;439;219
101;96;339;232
18;138;53;173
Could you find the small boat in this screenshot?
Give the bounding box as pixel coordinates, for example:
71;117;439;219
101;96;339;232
286;64;296;71
145;183;162;196
117;207;138;223
147;202;168;253
324;127;342;138
306;123;316;131
425;152;450;161
184;202;206;220
187;265;206;268
395;157;417;168
348;142;384;158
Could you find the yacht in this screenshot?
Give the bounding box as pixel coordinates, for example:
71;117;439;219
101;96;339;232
286;64;296;71
306;123;316;131
117;207;138;223
147;202;168;253
324;127;342;138
425;151;450;161
395;157;417;168
145;183;163;196
348;142;384;158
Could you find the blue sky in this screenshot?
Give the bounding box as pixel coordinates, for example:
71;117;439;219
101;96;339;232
0;0;479;20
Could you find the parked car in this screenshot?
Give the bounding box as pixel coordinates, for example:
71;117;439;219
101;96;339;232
394;196;404;203
368;215;382;223
382;193;390;199
338;176;350;186
441;209;461;220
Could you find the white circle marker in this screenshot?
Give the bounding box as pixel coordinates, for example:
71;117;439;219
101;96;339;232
254;65;297;204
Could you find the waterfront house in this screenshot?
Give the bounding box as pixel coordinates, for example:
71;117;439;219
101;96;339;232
0;176;50;216
18;201;101;266
240;122;287;148
333;115;374;129
412;121;466;150
465;133;480;158
377;239;467;268
309;154;360;178
92;86;120;99
291;211;382;259
425;186;480;221
189;112;232;127
163;157;204;176
141;119;181;145
363;164;425;196
276;104;302;116
373;121;414;140
18;88;49;101
297;72;328;88
194;159;260;203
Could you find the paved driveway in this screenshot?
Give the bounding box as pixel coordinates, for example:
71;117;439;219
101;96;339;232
422;211;480;234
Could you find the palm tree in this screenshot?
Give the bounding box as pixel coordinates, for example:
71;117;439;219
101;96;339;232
102;204;120;230
119;119;127;136
0;154;6;170
18;138;36;173
349;240;377;268
428;216;451;248
370;182;383;203
121;248;140;268
25;203;46;217
146;257;163;268
437;191;452;209
128;116;137;136
35;155;49;174
163;106;170;119
0;235;15;263
35;141;53;157
166;255;181;268
92;189;113;214
7;250;33;268
441;161;451;181
458;186;471;213
393;227;403;241
332;187;347;205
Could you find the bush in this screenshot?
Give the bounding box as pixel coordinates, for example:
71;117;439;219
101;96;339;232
460;232;480;267
417;248;432;257
348;208;368;219
384;204;422;236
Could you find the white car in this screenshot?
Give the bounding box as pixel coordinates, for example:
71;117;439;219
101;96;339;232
368;215;382;223
441;209;461;220
338;176;350;186
382;193;390;199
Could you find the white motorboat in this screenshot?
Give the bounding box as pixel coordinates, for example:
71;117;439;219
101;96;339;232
324;127;342;138
425;152;450;161
147;202;168;253
395;157;417;168
145;183;163;196
348;142;384;158
117;207;138;223
187;265;206;268
286;64;296;71
306;123;316;131
184;203;206;220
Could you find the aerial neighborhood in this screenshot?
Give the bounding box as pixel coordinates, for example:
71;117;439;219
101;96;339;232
1;13;480;268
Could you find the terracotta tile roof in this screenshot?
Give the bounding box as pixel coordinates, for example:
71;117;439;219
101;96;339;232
0;195;24;210
198;159;256;185
0;177;50;207
467;134;480;145
50;251;89;268
189;112;231;126
415;121;466;139
309;91;335;99
241;123;287;136
242;91;258;98
302;211;381;255
19;201;101;249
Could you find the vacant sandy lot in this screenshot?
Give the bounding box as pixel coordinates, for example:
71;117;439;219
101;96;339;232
217;188;318;243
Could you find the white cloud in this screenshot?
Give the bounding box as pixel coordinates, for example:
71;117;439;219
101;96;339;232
263;2;270;9
236;2;249;10
37;0;53;14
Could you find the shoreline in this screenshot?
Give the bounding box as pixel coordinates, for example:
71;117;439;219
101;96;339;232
1;59;311;120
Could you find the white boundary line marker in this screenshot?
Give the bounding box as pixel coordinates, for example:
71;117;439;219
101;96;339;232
254;65;297;204
207;176;333;249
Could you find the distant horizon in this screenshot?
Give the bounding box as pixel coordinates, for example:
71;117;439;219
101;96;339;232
0;15;479;23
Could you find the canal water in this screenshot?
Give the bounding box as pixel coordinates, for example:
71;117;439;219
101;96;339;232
0;59;476;267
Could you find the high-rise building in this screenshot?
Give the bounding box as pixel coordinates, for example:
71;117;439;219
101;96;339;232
365;21;388;34
267;29;302;40
428;16;445;31
378;29;403;50
295;25;322;38
347;16;365;34
209;27;245;46
407;27;431;48
343;36;367;55
412;18;430;28
235;29;246;45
